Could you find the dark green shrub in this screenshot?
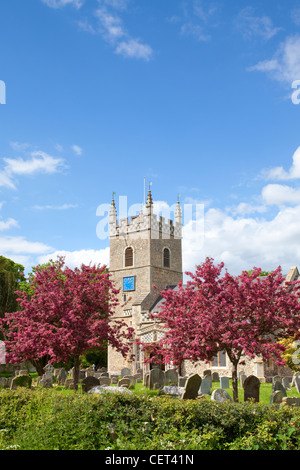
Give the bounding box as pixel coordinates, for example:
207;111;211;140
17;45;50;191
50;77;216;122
0;389;300;450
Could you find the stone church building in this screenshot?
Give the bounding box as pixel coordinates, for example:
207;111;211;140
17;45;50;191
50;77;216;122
107;189;298;382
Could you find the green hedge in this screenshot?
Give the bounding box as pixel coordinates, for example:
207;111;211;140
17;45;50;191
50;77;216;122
0;388;300;450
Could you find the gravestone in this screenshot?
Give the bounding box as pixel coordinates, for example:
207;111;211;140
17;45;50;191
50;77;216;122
40;364;54;388
178;376;187;387
118;378;130;388
240;374;247;387
160;385;184;397
149;368;165;390
291;373;299;387
274;380;287;396
99;377;111;386
57;368;68;385
181;373;202;400
282;397;300;407
123;375;136;388
17;369;29;376
203;370;212;380
121;367;131;377
133;373;142;383
272;375;281;388
243;375;260;402
199;376;211;395
295;375;300;394
270;390;285;405
81;376;100;393
212;372;219;382
165;369;178;385
89;385;134;395
110;375;119;384
220;376;230;389
10;374;32;390
282;377;290;390
144;372;150;388
100;372;109;378
0;377;7;388
64;378;74;389
211;388;232;403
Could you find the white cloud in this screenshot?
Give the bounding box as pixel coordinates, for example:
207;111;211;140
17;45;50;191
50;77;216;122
0;171;16;189
182;205;300;277
38;247;110;269
0;218;19;231
228;201;267;216
41;0;83;9
72;145;83;156
115;39;153;60
0;236;53;255
261;184;300;205
249;35;300;84
237;7;282;41
261;146;300;181
0;150;65;189
32;203;79;210
4;151;65;176
93;5;153;60
291;8;300;26
180;23;210;42
95;7;126;41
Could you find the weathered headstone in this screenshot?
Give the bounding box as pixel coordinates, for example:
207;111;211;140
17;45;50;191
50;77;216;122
211;388;232;403
181;373;202;400
178;376;187;387
123;375;136;388
118;378;131;388
121;367;131;377
144;372;150;388
100;372;109;378
272;375;281;388
199;376;211;395
149;368;165;390
282;377;290;390
160;385;184;397
88;385;133;395
110;375;119;384
64;378;74;389
240;374;247;387
165;369;178;385
0;377;7;388
270;390;285;405
281;397;300;407
81;376;100;393
274;380;287;396
243;375;260;402
220;376;230;389
10;374;32;390
212;372;219;382
295;374;300;394
57;368;68;385
99;377;111;386
133;373;142;383
291;373;299;387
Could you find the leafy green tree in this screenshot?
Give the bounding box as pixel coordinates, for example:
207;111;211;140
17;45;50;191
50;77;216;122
0;256;25;333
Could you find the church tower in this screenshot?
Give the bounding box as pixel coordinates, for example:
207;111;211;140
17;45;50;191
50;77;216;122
108;189;183;374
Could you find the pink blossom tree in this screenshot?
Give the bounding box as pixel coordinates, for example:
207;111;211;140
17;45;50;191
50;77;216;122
144;258;300;402
0;257;134;389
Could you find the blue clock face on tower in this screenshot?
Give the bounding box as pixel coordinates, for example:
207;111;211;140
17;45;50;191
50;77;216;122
123;276;135;292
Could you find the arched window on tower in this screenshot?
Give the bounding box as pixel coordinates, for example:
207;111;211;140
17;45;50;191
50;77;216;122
125;247;133;267
163;247;170;268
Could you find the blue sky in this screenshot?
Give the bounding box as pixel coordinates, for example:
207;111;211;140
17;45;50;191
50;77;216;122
1;0;300;276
